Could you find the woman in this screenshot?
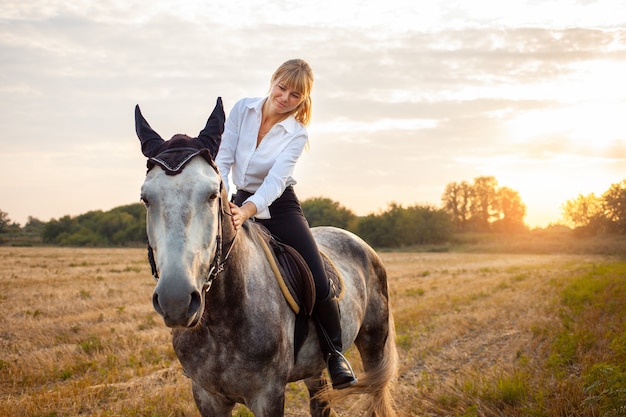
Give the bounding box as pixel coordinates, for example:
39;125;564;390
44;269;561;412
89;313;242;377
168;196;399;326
215;59;357;390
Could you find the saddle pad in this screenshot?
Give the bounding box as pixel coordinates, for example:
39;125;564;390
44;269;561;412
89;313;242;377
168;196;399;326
321;251;344;301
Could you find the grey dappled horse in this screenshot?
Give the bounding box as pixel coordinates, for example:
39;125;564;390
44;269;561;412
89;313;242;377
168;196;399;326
135;100;398;417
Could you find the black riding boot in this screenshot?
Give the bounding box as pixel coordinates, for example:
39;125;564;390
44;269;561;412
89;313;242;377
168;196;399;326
313;293;357;390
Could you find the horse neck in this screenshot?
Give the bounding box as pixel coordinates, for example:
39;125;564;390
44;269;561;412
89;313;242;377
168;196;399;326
222;219;256;279
198;222;285;350
210;220;267;299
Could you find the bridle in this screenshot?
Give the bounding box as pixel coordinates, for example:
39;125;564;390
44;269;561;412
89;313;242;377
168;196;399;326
146;161;237;293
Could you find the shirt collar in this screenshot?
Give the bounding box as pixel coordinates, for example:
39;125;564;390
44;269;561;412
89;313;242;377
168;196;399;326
247;96;300;134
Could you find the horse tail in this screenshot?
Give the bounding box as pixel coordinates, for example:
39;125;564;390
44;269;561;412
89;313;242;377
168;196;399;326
319;251;399;417
353;311;399;417
319;313;398;417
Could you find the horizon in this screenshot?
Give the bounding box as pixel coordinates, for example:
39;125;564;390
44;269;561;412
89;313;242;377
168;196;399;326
1;1;625;228
0;176;597;229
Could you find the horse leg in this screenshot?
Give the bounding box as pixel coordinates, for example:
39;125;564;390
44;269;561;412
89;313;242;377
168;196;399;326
304;374;337;417
246;385;287;417
192;382;235;417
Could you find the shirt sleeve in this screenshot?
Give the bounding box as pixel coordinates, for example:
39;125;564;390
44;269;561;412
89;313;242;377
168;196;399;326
245;129;308;218
215;100;242;198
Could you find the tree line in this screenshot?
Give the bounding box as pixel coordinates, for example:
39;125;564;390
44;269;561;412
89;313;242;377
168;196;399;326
0;198;453;248
2;176;625;248
0;204;146;247
302;198;453;248
562;179;626;235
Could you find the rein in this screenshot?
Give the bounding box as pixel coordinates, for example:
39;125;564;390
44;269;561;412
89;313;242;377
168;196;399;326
203;190;237;291
147;181;237;293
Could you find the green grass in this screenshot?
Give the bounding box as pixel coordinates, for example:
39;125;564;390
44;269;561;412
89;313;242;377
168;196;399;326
405;258;626;416
549;262;626;416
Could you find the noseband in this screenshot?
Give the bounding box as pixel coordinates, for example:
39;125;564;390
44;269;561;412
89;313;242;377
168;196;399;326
146;150;237;292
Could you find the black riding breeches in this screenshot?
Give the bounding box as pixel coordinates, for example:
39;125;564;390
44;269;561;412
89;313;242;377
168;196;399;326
233;186;331;299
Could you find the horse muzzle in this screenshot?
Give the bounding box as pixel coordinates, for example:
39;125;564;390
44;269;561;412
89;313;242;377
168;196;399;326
152;280;204;328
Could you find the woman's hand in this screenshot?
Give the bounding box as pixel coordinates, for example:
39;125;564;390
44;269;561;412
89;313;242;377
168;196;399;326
228;201;257;230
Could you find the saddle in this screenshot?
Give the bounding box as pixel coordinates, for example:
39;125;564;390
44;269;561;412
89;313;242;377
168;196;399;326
257;228;344;317
256;228;344;361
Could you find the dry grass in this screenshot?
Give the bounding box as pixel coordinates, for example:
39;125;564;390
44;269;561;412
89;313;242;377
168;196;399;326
0;248;196;416
386;252;582;416
0;247;621;416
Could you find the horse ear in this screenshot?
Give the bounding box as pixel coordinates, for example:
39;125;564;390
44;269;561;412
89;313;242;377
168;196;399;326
135;105;164;157
197;97;225;159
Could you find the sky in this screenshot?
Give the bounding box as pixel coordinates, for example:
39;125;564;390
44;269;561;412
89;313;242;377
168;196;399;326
1;0;625;228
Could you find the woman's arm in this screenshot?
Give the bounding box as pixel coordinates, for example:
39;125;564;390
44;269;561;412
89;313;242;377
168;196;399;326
245;130;308;218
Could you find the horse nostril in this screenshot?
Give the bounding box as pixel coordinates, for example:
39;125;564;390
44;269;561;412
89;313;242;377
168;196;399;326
188;290;202;317
152;292;164;316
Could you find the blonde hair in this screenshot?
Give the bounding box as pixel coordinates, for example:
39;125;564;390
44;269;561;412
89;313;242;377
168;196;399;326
270;59;314;126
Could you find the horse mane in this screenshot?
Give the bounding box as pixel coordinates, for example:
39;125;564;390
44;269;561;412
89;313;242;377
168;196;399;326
240;220;270;249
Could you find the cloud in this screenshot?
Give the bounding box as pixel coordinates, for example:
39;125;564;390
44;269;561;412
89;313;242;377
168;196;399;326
1;2;626;226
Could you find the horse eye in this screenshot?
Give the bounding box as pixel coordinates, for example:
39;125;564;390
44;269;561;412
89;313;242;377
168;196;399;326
208;193;218;202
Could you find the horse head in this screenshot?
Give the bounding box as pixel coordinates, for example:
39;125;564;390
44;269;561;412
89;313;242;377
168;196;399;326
135;99;233;328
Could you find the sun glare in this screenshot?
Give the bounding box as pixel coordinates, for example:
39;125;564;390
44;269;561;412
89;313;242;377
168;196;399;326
507;59;626;147
507;101;626;150
494;57;626;227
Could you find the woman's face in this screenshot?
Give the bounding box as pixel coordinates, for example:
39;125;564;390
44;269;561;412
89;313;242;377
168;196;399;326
268;80;304;115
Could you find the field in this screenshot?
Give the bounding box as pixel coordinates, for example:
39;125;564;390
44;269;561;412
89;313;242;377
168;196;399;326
1;246;625;416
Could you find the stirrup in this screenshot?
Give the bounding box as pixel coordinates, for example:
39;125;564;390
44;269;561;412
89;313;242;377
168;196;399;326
327;351;357;390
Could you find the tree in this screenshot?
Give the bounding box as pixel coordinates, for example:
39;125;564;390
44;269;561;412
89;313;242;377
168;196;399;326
441;181;472;231
24;217;46;235
401;204;453;244
40;204;146;246
492;187;527;233
470;176;499;231
0;210;10;234
561;180;626;235
441;176;527;233
562;193;604;231
42;215;77;244
356;213;396;248
301;197;356;229
602;180;626;234
355;202;453;248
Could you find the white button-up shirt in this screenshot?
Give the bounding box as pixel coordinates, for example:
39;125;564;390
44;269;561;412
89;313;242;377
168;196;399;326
215;96;308;219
